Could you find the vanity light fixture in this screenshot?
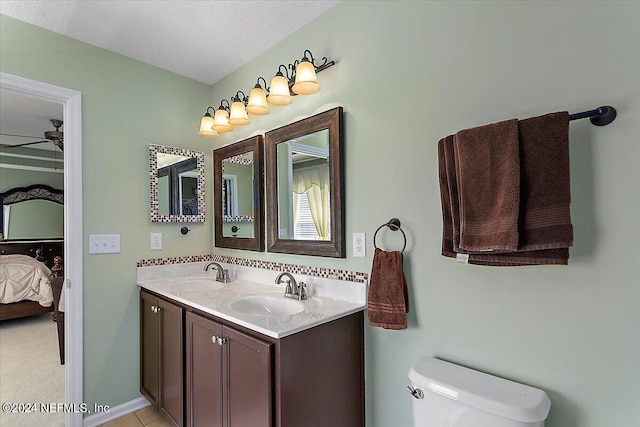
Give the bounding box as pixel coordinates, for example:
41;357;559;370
267;65;293;106
229;91;251;126
291;50;321;95
212;99;233;133
246;77;270;115
198;106;219;138
198;49;335;138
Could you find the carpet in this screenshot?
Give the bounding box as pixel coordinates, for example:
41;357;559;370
0;313;65;427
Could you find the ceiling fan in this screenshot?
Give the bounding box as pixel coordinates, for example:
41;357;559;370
0;119;64;151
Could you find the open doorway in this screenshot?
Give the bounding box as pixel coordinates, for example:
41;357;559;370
0;72;83;427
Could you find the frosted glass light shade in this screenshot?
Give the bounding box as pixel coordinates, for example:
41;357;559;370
229;100;250;126
246;86;269;115
198;115;218;138
292;60;320;95
267;74;292;106
212;108;232;133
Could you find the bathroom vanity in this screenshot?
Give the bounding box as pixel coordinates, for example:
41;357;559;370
138;261;366;427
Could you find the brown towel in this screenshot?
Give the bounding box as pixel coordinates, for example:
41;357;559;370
437;113;572;266
517;111;573;250
438;136;456;258
454;119;520;252
439;136;568;265
368;248;408;330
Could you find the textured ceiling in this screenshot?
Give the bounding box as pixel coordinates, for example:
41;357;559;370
0;0;340;85
0;0;339;151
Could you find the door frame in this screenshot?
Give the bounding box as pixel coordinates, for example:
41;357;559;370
1;72;84;427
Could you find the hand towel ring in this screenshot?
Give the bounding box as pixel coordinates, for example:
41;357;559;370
373;218;407;253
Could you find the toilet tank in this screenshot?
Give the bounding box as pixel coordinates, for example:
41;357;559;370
408;356;551;427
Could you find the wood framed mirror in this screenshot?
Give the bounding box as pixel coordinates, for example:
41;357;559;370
265;107;344;257
214;135;264;251
149;144;205;223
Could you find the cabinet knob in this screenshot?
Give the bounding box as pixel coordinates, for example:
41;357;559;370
212;335;227;346
151;305;162;313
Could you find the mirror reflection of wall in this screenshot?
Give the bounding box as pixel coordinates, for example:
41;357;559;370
213;135;264;252
276;129;330;241
0;184;64;241
222;152;254;238
149;144;205;223
156;152;198;216
5;200;64;239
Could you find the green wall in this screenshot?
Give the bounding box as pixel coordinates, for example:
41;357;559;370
208;2;640;426
1;15;212;409
2;1;640;426
0;147;64;190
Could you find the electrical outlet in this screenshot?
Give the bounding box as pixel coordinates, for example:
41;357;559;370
150;232;163;250
88;235;120;254
353;232;366;257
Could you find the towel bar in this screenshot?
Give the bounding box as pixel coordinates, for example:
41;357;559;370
569;106;616;126
373;218;407;253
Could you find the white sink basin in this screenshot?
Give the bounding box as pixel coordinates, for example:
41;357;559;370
230;295;305;317
169;277;224;292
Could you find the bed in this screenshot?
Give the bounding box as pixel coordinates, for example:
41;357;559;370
0;184;64;321
0;249;63;321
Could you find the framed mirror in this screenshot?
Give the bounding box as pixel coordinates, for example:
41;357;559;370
214;135;264;251
149;144;205;222
0;184;64;240
265;107;344;257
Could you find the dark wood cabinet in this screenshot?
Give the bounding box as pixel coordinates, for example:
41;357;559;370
186;312;273;427
142;289;364;427
185;313;223;427
140;291;184;426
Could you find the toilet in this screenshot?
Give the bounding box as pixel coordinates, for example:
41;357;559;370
408;356;551;427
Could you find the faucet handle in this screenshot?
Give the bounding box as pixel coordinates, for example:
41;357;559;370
220;269;230;283
283;279;293;296
298;282;307;300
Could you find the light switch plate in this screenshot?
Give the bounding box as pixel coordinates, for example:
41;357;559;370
89;234;120;254
150;232;163;250
353;232;366;257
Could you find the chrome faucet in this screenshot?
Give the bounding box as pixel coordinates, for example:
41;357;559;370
204;262;229;283
275;272;307;300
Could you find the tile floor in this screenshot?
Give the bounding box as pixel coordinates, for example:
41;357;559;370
99;405;173;427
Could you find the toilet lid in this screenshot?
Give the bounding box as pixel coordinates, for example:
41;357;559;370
408;356;551;423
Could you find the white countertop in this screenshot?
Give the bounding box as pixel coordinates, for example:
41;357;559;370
137;264;367;339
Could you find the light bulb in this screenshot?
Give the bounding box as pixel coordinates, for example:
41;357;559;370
292;59;320;95
198;115;218;138
267;73;292;106
246;85;269;115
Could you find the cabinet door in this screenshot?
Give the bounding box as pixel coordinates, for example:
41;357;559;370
140;291;159;406
186;312;223;427
223;326;273;427
158;298;184;427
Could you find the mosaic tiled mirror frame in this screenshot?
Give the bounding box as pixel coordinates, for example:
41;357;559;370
149;144;206;223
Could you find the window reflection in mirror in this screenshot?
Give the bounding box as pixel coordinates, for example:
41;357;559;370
149;144;205;223
221;152;255;238
276;129;330;241
265;107;344;257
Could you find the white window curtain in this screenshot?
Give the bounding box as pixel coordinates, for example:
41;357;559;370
292;164;330;239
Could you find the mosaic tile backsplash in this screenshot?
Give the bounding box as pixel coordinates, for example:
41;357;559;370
137;254;368;284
